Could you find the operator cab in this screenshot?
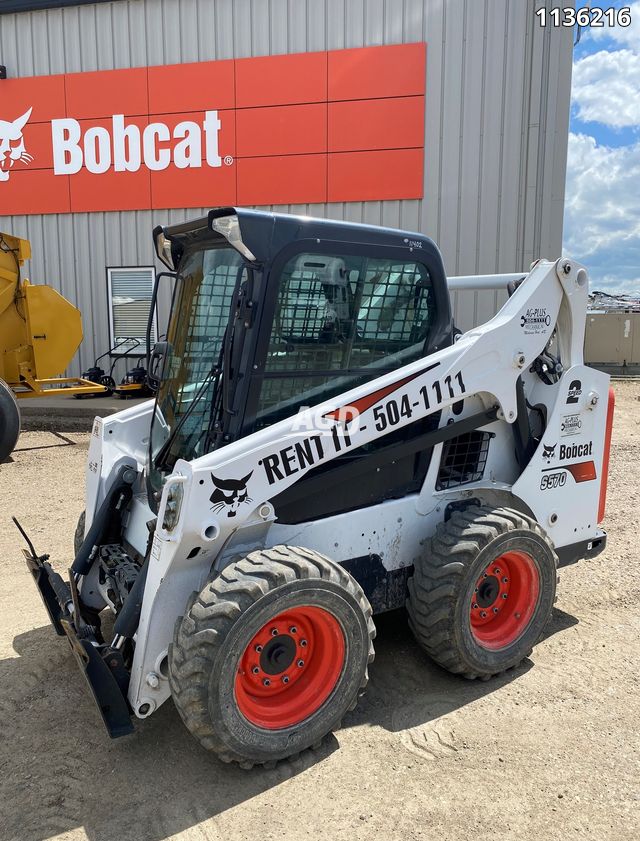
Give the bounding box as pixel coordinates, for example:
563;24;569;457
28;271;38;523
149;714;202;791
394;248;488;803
149;207;454;519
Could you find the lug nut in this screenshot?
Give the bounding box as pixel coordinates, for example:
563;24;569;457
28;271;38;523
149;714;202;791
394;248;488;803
480;611;487;619
300;639;308;647
255;645;263;653
289;626;297;634
502;593;508;600
297;659;305;668
263;678;271;686
472;602;479;609
474;587;479;593
252;666;260;674
493;607;499;614
494;568;501;575
483;572;488;578
282;676;290;684
502;577;508;584
271;628;278;636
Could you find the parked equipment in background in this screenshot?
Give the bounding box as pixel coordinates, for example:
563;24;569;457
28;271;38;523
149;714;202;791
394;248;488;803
0;231;105;462
18;209;615;769
79;337;152;399
79;338;133;397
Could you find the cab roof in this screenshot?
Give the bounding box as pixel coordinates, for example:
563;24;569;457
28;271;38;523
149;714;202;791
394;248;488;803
157;206;444;268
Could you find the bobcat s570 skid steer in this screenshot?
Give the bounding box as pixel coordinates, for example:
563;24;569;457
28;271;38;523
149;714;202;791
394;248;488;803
18;208;615;768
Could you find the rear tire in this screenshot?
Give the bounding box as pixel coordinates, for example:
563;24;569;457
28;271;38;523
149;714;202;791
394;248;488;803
169;545;375;768
0;379;20;462
407;506;557;679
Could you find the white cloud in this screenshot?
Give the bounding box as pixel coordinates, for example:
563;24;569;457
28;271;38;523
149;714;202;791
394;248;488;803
563;132;640;293
572;48;640;127
587;1;640;48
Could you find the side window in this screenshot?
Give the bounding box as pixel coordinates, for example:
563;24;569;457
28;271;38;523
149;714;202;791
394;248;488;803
255;252;435;427
107;266;157;355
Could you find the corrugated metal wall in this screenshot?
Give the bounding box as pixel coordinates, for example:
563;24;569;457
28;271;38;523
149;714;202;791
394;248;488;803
0;0;573;376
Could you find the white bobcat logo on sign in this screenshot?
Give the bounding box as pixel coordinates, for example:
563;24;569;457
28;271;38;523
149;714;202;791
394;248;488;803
0;107;34;181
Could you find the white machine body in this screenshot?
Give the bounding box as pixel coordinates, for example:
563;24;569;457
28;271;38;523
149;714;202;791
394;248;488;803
83;258;611;718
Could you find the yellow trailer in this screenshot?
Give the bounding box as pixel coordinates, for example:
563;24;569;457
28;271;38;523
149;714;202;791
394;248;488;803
0;231;105;461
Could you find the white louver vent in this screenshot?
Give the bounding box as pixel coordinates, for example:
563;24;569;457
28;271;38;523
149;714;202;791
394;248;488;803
107;266;157;354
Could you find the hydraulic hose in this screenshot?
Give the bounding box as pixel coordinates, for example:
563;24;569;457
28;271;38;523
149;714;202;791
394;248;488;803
112;556;149;639
71;464;137;576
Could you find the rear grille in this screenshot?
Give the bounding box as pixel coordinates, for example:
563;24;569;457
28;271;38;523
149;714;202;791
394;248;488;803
436;430;492;490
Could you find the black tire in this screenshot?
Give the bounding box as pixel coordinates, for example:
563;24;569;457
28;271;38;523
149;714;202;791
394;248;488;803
169;545;375;768
74;511;86;557
407;506;557;679
0;379;20;462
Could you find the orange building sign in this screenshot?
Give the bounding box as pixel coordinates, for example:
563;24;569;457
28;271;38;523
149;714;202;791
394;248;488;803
0;43;425;215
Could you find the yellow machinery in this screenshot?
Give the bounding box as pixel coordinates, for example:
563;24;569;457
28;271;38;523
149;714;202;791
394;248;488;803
0;231;105;461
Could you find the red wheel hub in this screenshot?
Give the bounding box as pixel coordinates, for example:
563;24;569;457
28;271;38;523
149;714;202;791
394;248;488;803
469;550;540;650
234;606;345;729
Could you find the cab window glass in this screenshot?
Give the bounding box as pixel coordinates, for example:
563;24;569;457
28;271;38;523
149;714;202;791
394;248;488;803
255;252;435;427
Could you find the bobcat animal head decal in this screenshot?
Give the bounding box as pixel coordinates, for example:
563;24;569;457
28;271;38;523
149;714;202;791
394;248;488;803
210;471;253;517
542;443;556;464
0;107;34;182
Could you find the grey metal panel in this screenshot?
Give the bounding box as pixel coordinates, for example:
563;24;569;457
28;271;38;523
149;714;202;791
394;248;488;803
0;0;574;376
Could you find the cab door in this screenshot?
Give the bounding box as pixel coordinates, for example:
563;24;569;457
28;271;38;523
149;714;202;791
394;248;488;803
240;244;451;524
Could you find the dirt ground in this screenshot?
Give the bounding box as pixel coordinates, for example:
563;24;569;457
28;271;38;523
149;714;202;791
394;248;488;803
1;382;639;841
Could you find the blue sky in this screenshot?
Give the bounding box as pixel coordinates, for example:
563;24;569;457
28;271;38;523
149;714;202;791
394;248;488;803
563;1;640;293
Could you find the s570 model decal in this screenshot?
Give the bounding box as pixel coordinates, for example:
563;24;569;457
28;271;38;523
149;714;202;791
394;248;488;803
540;472;566;490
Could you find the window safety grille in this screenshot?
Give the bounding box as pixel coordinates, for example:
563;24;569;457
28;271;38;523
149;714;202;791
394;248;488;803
257;253;435;427
436;430;493;490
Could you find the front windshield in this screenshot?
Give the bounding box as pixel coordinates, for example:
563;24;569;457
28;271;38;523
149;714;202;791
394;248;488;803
148;245;244;493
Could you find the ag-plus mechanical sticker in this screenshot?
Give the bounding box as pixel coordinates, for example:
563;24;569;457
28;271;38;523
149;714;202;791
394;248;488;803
0;44;426;215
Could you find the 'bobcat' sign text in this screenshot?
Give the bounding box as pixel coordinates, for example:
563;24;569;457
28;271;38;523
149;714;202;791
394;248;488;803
0;43;426;215
51;112;224;176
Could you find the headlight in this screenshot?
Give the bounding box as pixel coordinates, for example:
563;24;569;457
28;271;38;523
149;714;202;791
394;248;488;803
210;214;256;262
154;227;175;270
162;481;184;532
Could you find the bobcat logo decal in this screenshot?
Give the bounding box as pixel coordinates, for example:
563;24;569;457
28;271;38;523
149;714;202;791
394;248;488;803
542;443;556;464
0;107;34;182
210;471;253;517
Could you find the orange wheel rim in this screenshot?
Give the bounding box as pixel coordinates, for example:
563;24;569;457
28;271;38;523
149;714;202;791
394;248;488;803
235;605;345;730
469;550;540;650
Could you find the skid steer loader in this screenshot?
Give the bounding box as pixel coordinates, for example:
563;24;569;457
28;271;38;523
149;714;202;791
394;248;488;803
18;208;615;768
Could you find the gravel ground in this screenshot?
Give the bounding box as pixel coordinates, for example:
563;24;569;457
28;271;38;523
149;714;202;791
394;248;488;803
1;381;638;841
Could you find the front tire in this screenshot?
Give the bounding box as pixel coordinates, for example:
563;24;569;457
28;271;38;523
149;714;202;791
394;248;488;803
74;511;86;557
169;545;375;767
407;506;557;679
